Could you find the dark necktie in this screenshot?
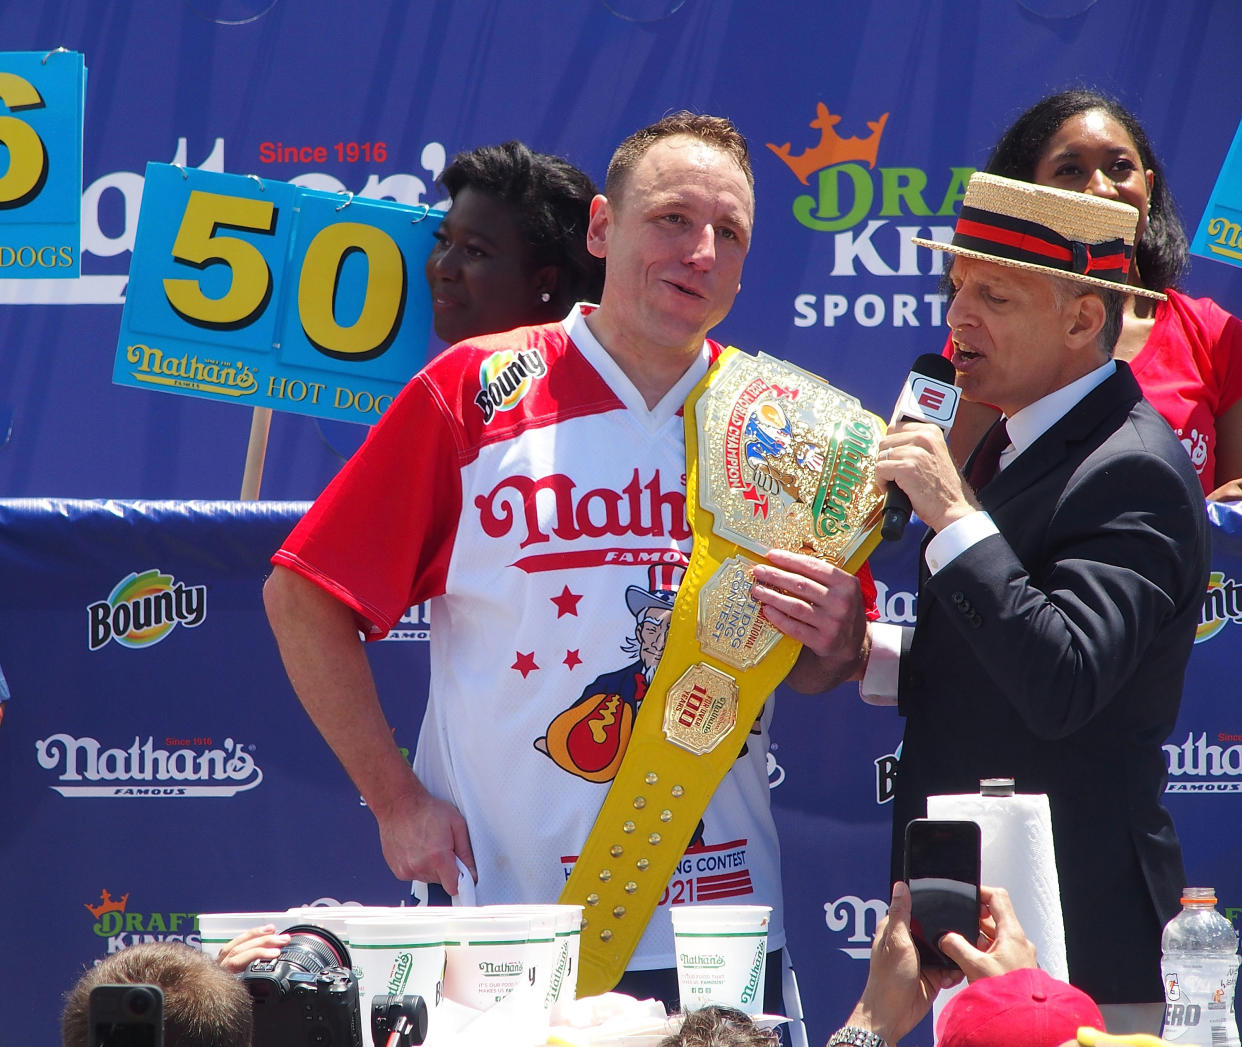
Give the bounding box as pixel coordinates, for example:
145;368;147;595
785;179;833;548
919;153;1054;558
966;420;1011;490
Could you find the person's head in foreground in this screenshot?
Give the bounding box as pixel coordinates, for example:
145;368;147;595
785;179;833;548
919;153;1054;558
935;967;1104;1047
661;1004;778;1047
427;140;605;344
61;941;253;1047
913;171;1163;418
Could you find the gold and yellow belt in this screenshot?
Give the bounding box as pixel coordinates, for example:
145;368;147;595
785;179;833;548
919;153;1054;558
558;348;887;996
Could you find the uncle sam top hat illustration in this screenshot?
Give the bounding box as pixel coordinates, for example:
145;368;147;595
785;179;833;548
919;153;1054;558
911;171;1165;300
625;563;685;617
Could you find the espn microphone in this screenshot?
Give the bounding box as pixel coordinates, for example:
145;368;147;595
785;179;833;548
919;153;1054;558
880;353;960;541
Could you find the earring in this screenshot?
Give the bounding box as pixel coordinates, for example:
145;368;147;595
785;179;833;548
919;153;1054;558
539;291;551;304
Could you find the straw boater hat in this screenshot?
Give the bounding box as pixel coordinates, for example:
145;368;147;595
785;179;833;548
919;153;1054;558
911;171;1166;301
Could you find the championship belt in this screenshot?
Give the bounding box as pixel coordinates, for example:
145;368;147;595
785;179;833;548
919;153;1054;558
560;348;887;996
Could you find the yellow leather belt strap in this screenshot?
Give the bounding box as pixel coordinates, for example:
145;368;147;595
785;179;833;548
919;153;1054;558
561;348;886;996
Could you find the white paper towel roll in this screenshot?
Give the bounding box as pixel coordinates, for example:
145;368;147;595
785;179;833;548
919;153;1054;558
926;790;1067;981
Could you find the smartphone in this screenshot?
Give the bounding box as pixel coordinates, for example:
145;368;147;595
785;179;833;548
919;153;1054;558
88;984;163;1047
903;818;981;969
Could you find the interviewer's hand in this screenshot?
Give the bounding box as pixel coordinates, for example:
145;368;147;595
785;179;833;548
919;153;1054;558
216;925;290;973
939;884;1039;981
373;785;476;895
844;882;962;1045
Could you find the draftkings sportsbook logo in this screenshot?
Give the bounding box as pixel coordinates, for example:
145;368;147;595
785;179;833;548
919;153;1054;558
36;734;263;797
87;569;207;651
85;889;201;953
766;102;973;330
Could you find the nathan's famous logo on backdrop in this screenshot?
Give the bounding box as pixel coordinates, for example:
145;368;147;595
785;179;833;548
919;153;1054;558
36;734;263;797
84;889;201;953
825;892;888;960
475;349;547;424
87;569;207;651
766;103;974;329
1196;571;1242;643
1164;732;1242;794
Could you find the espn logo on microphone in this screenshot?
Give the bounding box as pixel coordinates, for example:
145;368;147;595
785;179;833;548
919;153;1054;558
897;376;960;429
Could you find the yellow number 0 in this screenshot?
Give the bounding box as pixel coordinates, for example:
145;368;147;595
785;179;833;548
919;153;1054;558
298;221;406;360
0;72;49;209
163;190;276;328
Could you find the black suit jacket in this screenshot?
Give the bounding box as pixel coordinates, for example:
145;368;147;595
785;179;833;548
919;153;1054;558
890;362;1210;1003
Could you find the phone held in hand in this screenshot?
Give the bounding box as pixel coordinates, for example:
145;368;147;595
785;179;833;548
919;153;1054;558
903;818;981;970
88;983;163;1047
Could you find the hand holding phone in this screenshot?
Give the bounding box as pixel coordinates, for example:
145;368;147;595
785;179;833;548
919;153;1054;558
903;818;981;970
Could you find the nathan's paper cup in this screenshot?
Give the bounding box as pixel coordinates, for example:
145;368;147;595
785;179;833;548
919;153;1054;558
345;914;449;1022
483;905;582;1015
195;911;288;961
442;912;535;1011
670;904;771;1014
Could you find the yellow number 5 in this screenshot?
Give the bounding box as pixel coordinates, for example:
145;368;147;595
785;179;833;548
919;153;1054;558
0;72;49;209
163;190;276;328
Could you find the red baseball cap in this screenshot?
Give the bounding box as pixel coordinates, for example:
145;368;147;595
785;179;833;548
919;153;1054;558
936;968;1106;1047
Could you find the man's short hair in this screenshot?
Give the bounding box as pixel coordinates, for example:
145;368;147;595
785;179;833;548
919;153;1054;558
61;943;253;1047
605;111;753;203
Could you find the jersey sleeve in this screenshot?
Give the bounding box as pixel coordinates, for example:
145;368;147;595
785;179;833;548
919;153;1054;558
272;371;463;638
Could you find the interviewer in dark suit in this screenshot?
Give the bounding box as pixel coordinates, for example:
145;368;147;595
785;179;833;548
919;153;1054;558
753;172;1210;1034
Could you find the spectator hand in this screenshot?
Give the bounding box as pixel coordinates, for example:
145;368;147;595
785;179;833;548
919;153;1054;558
939;884;1038;981
845;881;962;1045
215;924;290;973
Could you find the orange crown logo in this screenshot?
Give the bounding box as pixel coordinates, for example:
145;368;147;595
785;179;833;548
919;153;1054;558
766;103;890;185
85;889;130;920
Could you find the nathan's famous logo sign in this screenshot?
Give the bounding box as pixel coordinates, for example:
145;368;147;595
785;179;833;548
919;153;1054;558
87;569;207;651
85;889;201;953
36;734;263;797
766;103;973;330
1196;570;1242;643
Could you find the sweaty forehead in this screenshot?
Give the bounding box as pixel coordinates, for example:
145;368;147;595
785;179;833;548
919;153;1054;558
629;137;753;210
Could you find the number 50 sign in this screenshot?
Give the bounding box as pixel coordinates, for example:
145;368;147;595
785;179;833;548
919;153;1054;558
0;49;86;279
115;163;443;423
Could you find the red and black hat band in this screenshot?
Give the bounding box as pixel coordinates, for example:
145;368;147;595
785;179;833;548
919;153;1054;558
952;205;1133;282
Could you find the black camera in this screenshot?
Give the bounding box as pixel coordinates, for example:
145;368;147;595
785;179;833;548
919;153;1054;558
241;924;428;1047
243;924;363;1047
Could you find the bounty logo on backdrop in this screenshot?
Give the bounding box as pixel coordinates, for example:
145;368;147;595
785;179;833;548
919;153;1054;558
1196;571;1242;643
87;569;207;651
84;888;201;953
766;103;974;329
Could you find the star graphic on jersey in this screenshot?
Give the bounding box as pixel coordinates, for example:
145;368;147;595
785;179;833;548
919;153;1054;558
563;649;582;670
512;651;539;678
550;585;583;618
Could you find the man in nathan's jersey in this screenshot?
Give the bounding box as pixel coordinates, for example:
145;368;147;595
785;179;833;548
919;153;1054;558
263;112;874;1011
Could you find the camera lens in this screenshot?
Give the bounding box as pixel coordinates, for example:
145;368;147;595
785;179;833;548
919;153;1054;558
123;986;159;1016
270;924;352;975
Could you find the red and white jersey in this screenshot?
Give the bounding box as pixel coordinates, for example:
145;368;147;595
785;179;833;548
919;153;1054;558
274;306;785;968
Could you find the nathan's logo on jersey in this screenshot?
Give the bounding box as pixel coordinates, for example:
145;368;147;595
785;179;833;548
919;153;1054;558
87;569;207;651
474;349;547;423
1196;571;1242;643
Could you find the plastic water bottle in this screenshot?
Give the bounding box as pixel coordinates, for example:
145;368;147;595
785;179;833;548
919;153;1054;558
1161;887;1240;1045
